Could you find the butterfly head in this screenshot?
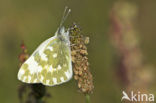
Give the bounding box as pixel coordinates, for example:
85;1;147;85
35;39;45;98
56;26;70;44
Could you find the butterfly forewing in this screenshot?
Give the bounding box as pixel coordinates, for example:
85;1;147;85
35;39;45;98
37;36;72;86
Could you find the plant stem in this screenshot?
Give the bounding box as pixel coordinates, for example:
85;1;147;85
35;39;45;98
85;94;90;103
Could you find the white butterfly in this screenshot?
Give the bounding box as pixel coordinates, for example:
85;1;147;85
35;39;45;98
17;7;73;86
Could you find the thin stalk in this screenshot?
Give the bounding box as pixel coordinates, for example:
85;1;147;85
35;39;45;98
85;94;90;103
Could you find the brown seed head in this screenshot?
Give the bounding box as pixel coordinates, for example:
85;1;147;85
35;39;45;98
70;23;94;94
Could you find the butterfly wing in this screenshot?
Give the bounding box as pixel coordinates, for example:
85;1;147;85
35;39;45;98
18;28;72;86
37;36;73;86
17;36;56;83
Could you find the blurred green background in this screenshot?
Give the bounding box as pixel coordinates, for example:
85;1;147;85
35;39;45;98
0;0;156;103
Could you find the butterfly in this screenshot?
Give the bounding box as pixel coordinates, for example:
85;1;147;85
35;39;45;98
17;7;73;86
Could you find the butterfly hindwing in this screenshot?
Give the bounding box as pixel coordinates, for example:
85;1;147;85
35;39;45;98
18;56;40;83
17;36;56;83
37;36;72;86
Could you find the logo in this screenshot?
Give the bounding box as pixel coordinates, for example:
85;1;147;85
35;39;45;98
121;91;154;102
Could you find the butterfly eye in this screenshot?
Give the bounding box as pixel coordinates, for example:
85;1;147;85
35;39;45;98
60;27;65;34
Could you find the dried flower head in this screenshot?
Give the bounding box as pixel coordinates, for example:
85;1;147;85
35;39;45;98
70;23;94;94
110;1;153;90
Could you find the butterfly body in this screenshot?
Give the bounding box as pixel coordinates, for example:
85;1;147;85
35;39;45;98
18;27;73;86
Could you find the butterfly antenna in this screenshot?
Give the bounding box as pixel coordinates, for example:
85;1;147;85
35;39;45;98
57;6;71;34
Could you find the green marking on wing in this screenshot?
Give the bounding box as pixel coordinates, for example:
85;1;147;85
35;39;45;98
19;63;39;83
